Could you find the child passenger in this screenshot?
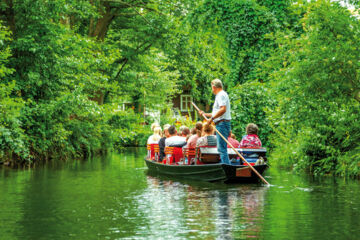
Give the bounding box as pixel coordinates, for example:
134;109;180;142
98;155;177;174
239;123;262;148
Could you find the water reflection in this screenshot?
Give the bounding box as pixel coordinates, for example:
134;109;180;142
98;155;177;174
1;149;360;239
143;175;268;239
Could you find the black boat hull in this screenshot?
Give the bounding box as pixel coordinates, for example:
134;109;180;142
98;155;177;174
144;158;268;183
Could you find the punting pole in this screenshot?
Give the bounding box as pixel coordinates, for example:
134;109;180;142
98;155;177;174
191;102;270;185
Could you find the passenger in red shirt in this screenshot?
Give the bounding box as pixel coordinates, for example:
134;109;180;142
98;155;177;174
227;131;240;148
186;122;203;148
239;123;262;148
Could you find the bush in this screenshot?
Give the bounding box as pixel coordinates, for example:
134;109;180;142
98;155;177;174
0;82;29;163
270;102;360;177
229;81;276;147
107;109;152;148
20;89;112;161
0;23;29;164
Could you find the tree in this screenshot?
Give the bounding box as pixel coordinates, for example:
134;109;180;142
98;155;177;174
0;0;187;164
189;0;288;88
0;21;28;164
264;0;360;176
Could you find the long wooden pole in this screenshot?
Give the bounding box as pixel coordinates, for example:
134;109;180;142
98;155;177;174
191;102;270;185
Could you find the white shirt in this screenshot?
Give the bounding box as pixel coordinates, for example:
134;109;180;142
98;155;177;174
212;90;231;122
147;135;160;144
165;136;186;146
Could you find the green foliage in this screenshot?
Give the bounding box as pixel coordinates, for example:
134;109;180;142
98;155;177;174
57;32;120;99
269;103;360;177
159;107;178;126
0;0;184;164
0;81;28;163
264;0;360;176
229;81;276;147
191;0;285;88
115;49;180;111
107;109;151;148
100;0;182;110
0;23;12;78
165;17;229;104
0;0;359;178
0;1;117;163
256;0;292;24
0;22;28;163
20;88;112;161
9;1;68;101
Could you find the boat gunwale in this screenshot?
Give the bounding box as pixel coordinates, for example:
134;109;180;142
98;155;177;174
144;158;267;172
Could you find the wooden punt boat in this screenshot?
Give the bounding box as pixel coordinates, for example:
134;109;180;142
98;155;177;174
144;145;268;183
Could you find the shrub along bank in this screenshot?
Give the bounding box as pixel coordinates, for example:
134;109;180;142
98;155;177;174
263;1;360;177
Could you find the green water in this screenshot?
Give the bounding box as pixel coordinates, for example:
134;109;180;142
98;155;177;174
0;148;359;240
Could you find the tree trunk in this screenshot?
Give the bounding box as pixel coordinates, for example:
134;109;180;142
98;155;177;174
87;2;117;104
355;90;360;102
3;0;16;34
89;2;115;41
89;90;105;105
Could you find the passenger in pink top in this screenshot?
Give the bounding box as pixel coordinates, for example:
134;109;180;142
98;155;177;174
227;131;240;148
186;122;203;148
239;123;262;148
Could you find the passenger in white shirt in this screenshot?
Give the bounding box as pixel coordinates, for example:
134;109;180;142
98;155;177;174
165;125;186;147
147;126;162;144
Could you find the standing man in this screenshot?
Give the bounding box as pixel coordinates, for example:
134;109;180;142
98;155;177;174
199;79;231;164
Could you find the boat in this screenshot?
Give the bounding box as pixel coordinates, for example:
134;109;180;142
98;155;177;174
144;145;268;183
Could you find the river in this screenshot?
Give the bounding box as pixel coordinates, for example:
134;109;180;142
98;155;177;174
0;148;359;239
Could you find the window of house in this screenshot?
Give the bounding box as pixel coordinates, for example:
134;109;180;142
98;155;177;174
180;95;193;112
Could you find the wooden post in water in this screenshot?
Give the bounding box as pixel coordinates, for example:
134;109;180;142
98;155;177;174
191;102;270;185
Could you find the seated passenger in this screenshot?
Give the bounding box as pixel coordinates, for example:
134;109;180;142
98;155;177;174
186;122;203;148
147;126;162;144
150;122;160;132
158;124;171;161
165;125;187;147
227;131;240;148
239;123;262;148
196;123;217;147
178;125;185;136
181;126;190;138
187;127;196;141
